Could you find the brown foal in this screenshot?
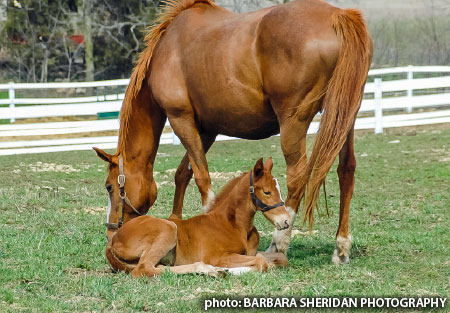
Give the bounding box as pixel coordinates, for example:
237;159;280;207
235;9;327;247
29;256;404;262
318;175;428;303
104;158;291;277
95;0;373;264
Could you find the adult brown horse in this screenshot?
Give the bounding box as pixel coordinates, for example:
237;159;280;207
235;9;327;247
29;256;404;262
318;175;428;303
94;0;372;264
105;158;290;277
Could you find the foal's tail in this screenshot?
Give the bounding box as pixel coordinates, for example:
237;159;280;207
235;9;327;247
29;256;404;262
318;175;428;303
294;9;372;227
105;242;136;273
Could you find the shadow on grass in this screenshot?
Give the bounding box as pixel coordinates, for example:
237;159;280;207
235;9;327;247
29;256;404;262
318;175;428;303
259;237;370;268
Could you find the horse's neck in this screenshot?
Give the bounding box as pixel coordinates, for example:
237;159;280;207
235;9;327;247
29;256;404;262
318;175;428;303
213;175;256;232
119;91;160;166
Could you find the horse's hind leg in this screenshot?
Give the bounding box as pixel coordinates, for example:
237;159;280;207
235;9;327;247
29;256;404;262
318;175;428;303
332;127;356;264
170;133;216;219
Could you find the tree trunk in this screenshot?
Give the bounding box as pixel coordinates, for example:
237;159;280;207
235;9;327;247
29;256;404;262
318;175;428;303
81;0;94;82
41;47;49;82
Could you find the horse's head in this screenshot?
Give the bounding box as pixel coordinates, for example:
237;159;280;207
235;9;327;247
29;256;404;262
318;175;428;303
251;158;291;231
93;147;157;241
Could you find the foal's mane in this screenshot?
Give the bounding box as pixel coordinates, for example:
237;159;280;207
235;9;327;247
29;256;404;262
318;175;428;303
209;171;249;211
117;0;216;154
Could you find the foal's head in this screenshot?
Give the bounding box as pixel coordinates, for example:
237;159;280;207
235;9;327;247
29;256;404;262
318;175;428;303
251;158;291;231
94;148;157;241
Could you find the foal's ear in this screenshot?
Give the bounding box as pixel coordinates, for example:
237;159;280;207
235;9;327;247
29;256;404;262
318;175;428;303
253;157;264;178
264;157;273;172
93;147;112;163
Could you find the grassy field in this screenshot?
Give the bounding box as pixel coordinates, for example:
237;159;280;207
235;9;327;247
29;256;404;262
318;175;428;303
0;125;449;312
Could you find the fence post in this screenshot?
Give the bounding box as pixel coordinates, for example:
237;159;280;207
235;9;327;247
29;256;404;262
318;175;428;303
406;65;413;113
374;78;383;134
8;82;15;123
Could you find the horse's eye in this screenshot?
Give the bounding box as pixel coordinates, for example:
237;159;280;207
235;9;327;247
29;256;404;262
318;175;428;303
264;191;271;195
106;185;113;193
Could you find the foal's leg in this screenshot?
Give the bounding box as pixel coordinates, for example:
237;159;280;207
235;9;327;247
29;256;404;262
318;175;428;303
332;127;356;264
258;252;289;268
157;262;227;277
212;253;269;272
246;226;260;256
170;133;217;219
167;116;215;212
131;222;178;278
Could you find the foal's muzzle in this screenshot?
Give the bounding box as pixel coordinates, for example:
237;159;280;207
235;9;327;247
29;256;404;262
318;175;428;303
275;219;290;231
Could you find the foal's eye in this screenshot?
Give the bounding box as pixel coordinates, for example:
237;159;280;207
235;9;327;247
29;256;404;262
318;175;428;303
106;185;112;193
264;191;271;195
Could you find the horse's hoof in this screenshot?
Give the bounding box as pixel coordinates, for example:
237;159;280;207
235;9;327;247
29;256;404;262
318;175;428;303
331;248;350;264
266;242;278;253
331;235;352;264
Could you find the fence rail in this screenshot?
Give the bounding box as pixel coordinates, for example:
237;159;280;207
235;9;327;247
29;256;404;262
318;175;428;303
1;65;449;155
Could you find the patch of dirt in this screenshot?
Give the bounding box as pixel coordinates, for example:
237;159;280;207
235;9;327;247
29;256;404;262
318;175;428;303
64;267;112;277
2;130;118;142
210;170;243;180
156;181;175;188
155;170;243;187
84;207;106;215
28;162;80;174
291;229;318;237
259;229;318;237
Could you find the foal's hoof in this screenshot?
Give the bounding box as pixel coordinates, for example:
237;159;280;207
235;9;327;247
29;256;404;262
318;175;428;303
194;263;228;278
202;267;229;278
209;268;228;278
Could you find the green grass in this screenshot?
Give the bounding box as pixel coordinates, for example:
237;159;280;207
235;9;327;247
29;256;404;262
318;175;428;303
0;126;449;312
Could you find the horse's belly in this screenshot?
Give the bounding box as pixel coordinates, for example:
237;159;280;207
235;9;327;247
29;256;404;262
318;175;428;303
195;99;280;140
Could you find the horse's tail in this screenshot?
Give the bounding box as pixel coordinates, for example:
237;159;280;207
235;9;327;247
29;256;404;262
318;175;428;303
296;9;372;227
105;241;136;273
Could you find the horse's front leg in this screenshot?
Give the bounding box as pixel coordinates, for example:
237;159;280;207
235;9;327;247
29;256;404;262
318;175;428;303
168;116;216;212
332;127;356;264
266;118;308;254
170;134;216;219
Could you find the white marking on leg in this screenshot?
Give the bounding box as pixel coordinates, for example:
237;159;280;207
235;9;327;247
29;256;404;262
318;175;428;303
106;195;112;223
267;206;296;253
223;267;253;275
286;206;297;220
202;189;216;213
332;234;352;264
187;162;192;171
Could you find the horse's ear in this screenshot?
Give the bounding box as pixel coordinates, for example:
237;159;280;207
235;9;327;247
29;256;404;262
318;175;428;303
253;157;264;178
93;147;112;163
264;157;273;172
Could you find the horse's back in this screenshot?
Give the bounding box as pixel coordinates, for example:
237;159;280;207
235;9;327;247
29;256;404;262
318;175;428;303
150;0;342;137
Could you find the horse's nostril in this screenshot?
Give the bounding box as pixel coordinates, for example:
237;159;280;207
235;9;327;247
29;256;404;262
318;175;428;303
284;220;289;228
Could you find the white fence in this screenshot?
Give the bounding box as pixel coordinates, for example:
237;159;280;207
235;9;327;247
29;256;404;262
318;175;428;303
1;65;449;155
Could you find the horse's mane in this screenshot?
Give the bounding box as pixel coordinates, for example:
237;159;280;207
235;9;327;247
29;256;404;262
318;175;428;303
117;0;216;154
209;171;249;211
